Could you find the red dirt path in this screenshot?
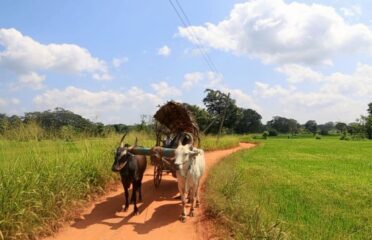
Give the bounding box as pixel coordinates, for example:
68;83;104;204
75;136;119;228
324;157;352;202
45;142;255;240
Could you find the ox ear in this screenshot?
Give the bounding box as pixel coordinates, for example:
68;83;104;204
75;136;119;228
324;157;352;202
190;149;200;157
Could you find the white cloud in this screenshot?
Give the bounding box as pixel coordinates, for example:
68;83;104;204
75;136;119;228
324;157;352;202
0;28;111;83
0;98;6;107
253;63;372;123
157;45;171;57
181;70;258;110
17;72;45;89
340;5;362;17
10;98;20;105
151;81;181;97
112;57;128;68
179;0;372;65
182;72;203;89
276;64;323;83
0;97;21;108
33;86;165;124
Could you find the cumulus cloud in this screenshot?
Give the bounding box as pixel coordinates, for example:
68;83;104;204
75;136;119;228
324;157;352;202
33;86;165;124
182;72;204;89
17;72;45;89
0;97;20;108
150;81;181;97
157;45;171;57
0;28;111;84
112;57;128;69
181;71;258;110
178;0;372;65
253;63;372;122
340;5;362;17
276;64;323;83
0;98;6;107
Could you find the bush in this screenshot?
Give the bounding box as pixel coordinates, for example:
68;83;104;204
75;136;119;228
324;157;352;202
262;131;269;139
315;134;321;139
340;132;351;141
268;129;278;136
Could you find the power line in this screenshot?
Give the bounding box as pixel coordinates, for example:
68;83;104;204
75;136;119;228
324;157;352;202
173;0;219;73
168;0;220;74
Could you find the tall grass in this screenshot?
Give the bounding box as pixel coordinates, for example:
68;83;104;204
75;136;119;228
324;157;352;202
206;138;372;239
0;132;241;240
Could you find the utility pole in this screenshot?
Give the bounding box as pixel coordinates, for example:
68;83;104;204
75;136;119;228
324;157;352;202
217;93;230;142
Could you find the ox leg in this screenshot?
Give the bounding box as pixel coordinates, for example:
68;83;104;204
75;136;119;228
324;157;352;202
123;182;130;212
177;178;187;222
132;182;139;215
195;180;201;208
188;186;196;217
180;190;187;222
138;177;143;202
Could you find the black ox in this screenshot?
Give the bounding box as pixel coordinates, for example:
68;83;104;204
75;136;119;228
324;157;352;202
112;133;147;215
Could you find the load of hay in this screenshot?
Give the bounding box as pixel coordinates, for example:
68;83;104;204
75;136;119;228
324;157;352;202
154;101;200;147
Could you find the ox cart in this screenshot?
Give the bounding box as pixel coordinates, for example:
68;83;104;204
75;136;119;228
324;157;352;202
130;101;200;188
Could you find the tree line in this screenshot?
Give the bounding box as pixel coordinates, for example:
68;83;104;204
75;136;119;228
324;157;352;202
1;89;372;140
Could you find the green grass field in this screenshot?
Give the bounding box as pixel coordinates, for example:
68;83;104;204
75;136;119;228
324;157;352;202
206;138;372;239
0;133;241;240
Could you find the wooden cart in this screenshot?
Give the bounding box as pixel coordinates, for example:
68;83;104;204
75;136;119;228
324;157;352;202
131;101;200;188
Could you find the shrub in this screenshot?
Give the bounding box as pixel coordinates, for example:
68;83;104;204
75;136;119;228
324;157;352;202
262;131;269;139
268;129;278;136
315;134;321;139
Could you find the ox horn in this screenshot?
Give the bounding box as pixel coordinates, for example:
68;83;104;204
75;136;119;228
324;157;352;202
184;132;194;146
120;132;128;148
129;137;138;150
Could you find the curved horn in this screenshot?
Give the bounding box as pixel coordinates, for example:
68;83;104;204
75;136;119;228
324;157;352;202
184;132;194;146
120;132;128;148
134;137;138;147
129;137;138;150
177;133;184;147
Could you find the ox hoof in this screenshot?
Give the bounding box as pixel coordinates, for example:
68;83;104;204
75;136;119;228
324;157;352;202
122;206;129;212
179;215;186;223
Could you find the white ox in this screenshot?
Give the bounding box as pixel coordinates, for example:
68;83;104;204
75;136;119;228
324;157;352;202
174;135;205;222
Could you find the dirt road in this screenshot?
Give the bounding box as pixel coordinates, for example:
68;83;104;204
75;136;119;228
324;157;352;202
46;143;255;240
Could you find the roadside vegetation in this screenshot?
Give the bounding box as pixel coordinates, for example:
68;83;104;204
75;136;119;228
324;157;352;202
0;131;242;240
206;138;372;239
1;90;372;240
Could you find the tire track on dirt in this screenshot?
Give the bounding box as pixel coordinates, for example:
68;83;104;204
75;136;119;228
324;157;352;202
45;143;255;240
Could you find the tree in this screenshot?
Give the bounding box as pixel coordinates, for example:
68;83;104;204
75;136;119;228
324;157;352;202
234;108;262;133
184;103;212;132
24;108;96;134
305;120;317;135
368;102;372;116
267;116;299;134
318;122;334;135
0;114;9;134
365;116;372;139
203;89;238;133
335;122;347;133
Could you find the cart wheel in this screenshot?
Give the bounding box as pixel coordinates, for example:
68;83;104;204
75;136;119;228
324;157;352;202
154;164;162;188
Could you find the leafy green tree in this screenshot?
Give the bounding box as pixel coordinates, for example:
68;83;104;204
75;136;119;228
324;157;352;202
318;122;334;135
335;122;347;133
305;120;318;135
235;108;262;133
267;116;299;134
203;89;237;133
24;108;95;133
184;103;212;132
365;116;372;139
0;114;9;134
367;102;372;116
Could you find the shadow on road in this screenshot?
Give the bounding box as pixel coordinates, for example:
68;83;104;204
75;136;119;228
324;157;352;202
71;174;180;234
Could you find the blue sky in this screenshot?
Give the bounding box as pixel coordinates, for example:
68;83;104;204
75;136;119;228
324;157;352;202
1;0;372;124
